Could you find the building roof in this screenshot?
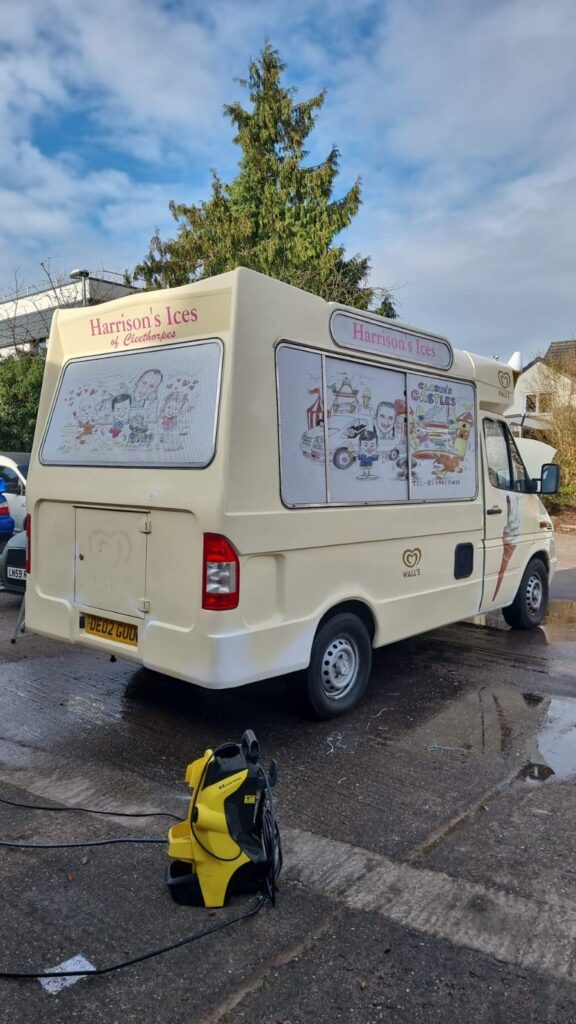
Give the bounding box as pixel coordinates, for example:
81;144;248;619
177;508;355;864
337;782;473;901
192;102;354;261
544;340;576;370
0;274;138;352
0;308;55;348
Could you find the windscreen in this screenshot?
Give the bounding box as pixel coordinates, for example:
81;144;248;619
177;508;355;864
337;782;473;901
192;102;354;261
40;340;222;468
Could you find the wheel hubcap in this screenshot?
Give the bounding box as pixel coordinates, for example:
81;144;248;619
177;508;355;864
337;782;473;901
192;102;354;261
321;635;359;701
526;573;543;615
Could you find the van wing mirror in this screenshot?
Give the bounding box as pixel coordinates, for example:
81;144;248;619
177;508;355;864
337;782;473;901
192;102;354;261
540;463;560;495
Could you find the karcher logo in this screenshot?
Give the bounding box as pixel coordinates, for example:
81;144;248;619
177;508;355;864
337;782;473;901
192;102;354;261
244;794;256;805
402;548;422;578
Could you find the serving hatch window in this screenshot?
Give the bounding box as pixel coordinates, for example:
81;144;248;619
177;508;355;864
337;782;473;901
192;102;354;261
41;340;222;468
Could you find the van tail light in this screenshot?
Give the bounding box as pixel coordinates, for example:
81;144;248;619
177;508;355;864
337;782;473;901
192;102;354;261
25;514;31;575
202;534;239;611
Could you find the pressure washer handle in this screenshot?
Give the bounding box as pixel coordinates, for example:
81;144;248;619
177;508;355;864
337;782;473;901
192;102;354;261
242;730;260;763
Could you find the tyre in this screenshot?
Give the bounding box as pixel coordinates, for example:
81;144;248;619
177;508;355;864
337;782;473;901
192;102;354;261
333;447;354;470
305;613;372;719
388;448;399;461
502;558;548;630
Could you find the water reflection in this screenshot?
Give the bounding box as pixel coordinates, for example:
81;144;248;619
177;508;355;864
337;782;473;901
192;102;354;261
470;599;576;643
421;681;576;785
416;684;543;757
541;600;576;643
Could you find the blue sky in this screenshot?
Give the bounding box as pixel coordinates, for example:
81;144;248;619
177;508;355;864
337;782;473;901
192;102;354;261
1;0;575;360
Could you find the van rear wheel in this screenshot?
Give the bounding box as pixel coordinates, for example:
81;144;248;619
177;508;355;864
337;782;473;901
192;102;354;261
305;613;372;719
502;558;548;630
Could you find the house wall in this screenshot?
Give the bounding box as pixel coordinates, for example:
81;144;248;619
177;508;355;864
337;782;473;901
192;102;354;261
506;361;575;435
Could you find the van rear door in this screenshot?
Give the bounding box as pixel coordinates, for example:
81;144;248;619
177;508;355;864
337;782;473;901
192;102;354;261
75;507;149;618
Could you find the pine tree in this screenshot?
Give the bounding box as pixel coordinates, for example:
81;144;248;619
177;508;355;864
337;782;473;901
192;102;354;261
135;44;396;316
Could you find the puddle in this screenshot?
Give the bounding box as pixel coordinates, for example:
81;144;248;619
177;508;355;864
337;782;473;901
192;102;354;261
470;599;576;643
420;683;576;785
521;695;576;783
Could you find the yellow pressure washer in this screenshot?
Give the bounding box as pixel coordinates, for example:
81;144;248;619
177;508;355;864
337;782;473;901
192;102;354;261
166;731;282;908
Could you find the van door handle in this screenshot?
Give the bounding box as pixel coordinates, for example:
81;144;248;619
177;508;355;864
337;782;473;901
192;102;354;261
487;506;503;515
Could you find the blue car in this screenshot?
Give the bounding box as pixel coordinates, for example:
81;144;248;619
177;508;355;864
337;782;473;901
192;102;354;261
0;480;15;543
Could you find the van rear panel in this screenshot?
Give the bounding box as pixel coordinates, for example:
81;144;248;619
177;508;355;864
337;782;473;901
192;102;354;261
31;500;202;657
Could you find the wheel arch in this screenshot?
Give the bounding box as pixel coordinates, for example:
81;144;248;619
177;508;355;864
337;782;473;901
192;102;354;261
314;599;377;645
530;549;550;573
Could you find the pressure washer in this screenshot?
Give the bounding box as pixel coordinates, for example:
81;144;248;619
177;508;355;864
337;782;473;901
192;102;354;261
166;730;282;908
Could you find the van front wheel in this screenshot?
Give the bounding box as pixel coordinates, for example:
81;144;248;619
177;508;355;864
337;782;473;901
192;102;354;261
502;558;548;630
305;613;372;719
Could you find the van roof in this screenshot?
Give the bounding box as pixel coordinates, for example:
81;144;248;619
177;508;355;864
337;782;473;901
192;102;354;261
49;267;514;413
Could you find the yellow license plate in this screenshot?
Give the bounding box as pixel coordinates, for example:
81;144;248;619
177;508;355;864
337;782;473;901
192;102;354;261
85;615;138;647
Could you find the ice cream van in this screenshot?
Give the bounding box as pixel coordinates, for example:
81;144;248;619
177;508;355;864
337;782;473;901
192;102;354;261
24;269;560;718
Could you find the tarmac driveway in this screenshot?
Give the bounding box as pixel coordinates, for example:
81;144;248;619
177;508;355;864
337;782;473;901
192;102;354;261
0;536;574;1023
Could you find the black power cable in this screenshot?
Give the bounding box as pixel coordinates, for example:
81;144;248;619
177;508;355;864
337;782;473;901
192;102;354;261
0;794;180;821
257;764;282;906
0;896;267;980
0;837;165;849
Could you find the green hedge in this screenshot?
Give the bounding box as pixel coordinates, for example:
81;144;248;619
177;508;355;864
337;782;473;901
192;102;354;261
542;486;576;512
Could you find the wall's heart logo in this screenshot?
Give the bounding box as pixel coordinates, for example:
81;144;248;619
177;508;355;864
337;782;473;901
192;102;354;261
90;530;132;565
402;548;422;569
498;370;512;390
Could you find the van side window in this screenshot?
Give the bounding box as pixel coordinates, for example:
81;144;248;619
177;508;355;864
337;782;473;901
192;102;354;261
484;419;529;492
277;342;478;506
277;346;327;506
507;432;530;492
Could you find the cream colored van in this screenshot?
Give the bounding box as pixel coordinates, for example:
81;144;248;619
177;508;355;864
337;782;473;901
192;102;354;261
25;269;560;718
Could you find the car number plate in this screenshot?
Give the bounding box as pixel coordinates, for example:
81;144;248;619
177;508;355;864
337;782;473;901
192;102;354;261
7;567;26;580
85;615;138;647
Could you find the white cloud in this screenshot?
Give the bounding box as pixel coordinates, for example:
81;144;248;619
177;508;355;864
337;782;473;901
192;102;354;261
0;0;575;358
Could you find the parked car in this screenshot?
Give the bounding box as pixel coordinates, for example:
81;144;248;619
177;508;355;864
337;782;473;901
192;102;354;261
0;529;26;594
0;480;15;549
0;452;29;532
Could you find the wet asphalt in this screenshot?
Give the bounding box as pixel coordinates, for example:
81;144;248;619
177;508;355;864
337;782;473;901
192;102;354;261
0;537;574;1024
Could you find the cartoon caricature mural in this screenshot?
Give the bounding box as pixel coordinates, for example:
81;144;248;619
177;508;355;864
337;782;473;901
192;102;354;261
375;401;397;440
41;341;221;468
103;393;132;442
406;375;476;500
73;393;97;444
356;428;380;479
160;386;198;450
57;367;200;457
132;368;163;423
275;345;479;506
